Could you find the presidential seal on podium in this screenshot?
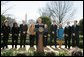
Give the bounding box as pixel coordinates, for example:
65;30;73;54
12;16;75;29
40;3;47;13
35;24;44;53
38;27;44;33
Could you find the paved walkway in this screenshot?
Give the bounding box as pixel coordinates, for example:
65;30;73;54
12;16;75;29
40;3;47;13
1;45;72;53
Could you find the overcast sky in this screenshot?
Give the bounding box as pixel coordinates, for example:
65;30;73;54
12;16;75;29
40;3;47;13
1;1;83;25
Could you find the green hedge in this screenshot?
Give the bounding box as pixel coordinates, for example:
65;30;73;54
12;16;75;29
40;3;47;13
1;49;83;56
1;40;83;48
1;49;68;56
1;35;83;48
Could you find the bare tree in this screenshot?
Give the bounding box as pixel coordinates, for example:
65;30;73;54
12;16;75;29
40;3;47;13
4;14;16;27
1;1;13;15
39;1;76;26
1;1;9;5
6;16;16;27
28;19;36;25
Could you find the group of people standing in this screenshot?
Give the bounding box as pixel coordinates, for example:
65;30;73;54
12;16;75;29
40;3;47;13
1;18;79;50
1;20;28;49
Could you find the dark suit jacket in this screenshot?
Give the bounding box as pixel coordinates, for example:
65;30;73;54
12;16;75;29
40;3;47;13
72;25;79;39
35;23;39;32
50;24;57;35
2;25;10;36
64;26;72;36
72;25;79;35
20;24;28;34
43;28;48;37
11;27;19;37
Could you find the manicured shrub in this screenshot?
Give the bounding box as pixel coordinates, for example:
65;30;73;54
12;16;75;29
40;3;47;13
1;49;83;56
45;52;56;56
16;52;27;56
57;50;68;56
34;52;45;56
27;50;34;56
1;50;13;56
68;47;83;56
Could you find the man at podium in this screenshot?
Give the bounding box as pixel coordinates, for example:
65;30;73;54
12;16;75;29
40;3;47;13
35;18;44;52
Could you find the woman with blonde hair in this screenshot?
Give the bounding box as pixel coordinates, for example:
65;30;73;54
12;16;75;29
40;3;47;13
57;24;64;48
29;23;36;47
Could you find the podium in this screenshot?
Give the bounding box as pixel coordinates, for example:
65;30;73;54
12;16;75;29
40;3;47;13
35;24;44;52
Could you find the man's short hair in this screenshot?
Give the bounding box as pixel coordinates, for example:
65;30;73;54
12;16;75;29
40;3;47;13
74;20;77;23
52;20;56;22
38;18;42;21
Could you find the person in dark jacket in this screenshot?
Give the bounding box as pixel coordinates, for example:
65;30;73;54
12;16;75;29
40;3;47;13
72;20;79;47
20;20;28;48
50;20;57;48
43;24;48;47
35;24;39;47
11;22;19;49
35;18;44;52
2;20;10;49
64;21;72;49
35;18;44;48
